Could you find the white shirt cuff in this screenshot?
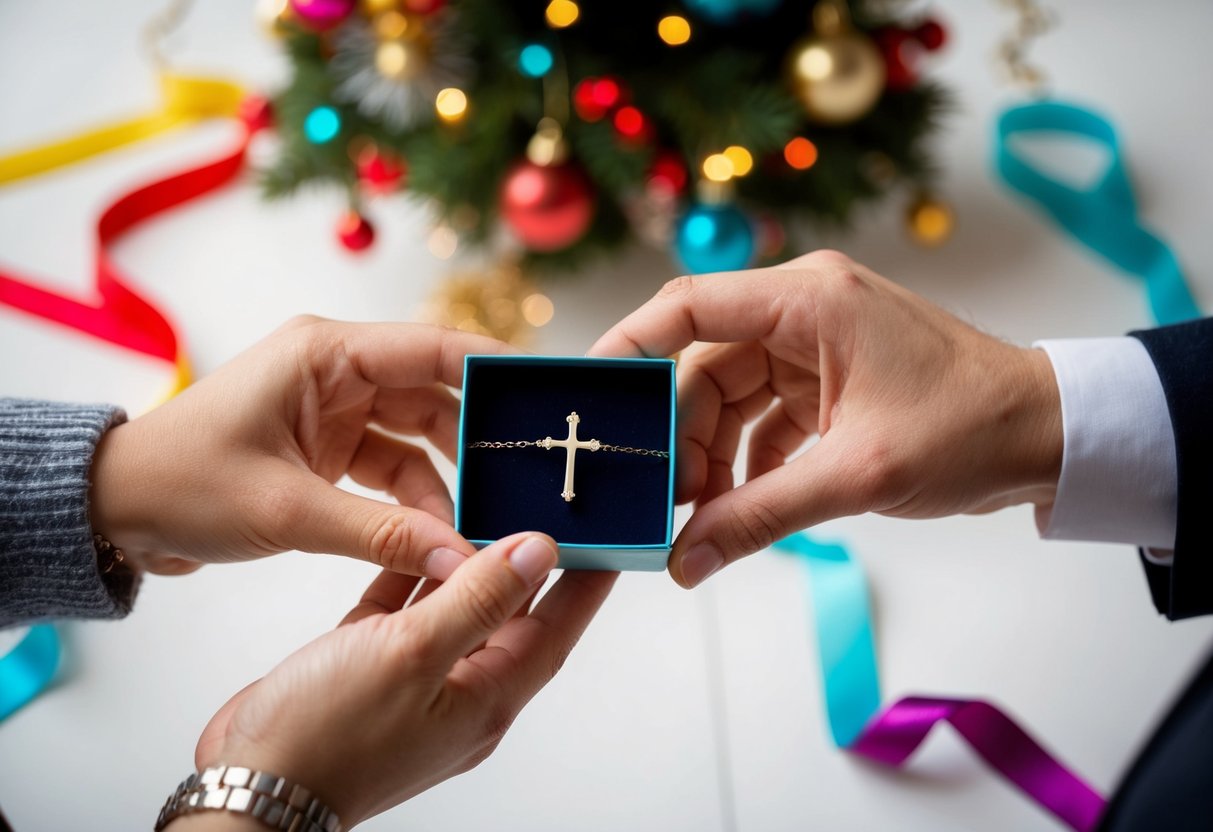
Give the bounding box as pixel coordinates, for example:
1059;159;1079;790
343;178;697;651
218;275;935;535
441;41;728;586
1034;337;1178;553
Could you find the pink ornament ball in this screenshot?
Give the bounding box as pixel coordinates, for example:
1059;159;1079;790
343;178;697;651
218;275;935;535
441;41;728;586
289;0;356;31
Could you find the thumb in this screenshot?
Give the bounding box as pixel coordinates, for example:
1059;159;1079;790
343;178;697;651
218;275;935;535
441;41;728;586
410;533;559;664
671;435;868;588
268;468;474;579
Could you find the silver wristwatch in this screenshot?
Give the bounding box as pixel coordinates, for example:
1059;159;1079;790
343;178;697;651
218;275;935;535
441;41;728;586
155;765;343;832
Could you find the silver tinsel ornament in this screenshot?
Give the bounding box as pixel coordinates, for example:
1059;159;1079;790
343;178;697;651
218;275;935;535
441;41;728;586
329;10;471;132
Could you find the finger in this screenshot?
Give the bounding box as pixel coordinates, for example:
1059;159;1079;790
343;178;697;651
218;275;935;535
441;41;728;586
588;266;808;359
339;569;423;626
453;570;618;702
371;384;463;462
675;341;773;503
268;464;473;579
670;434;869;588
746;399;818;481
699;388;774;507
326;322;519;389
406;533;559;664
134;552;205;575
408;576;444;608
346;428;454;524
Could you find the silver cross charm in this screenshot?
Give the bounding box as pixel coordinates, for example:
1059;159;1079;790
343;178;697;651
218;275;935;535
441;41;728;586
540;412;601;502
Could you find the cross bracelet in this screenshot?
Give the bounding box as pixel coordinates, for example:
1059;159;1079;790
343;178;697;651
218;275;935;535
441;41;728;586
467;411;669;503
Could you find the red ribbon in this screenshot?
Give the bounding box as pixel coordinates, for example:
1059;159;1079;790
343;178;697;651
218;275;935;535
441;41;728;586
0;99;265;372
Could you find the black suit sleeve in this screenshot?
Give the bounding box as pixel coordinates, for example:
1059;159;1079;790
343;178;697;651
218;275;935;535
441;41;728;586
1129;317;1213;620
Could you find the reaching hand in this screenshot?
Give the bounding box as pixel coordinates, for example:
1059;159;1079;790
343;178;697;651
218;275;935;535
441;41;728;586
88;317;512;577
191;533;617;827
590;251;1062;587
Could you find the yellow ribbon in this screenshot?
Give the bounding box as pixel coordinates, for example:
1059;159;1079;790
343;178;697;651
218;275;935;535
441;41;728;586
0;74;244;186
0;73;246;400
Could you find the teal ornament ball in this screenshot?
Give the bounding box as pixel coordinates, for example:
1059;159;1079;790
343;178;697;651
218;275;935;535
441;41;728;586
674;203;755;274
686;0;780;24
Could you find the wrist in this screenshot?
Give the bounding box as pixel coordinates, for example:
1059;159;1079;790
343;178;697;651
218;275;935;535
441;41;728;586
166;814;266;832
159;764;349;832
88;421;138;542
1003;345;1063;504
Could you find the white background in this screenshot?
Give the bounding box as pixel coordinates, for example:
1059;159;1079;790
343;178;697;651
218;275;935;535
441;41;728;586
2;1;1212;830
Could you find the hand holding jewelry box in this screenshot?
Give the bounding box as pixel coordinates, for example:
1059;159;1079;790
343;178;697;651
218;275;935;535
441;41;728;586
457;356;676;572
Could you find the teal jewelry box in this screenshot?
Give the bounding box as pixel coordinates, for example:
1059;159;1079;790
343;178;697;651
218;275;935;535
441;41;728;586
456;355;676;571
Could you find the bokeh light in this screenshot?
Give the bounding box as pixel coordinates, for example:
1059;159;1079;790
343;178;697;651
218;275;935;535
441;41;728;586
784;137;818;170
435;87;468;122
657;15;691;46
303;106;341;143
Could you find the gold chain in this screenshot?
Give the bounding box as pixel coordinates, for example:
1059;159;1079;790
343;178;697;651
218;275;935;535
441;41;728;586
467;440;668;458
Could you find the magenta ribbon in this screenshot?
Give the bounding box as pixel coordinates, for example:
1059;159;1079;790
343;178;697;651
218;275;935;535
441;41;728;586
775;534;1106;830
852;697;1106;830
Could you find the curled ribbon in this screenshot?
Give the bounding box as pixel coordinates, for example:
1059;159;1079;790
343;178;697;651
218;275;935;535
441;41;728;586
0;626;60;722
994;100;1202;326
0;73;253;722
774;534;1106;831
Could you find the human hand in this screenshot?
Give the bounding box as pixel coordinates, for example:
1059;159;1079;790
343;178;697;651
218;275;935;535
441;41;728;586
88;317;511;576
590;251;1062;587
186;534;616;828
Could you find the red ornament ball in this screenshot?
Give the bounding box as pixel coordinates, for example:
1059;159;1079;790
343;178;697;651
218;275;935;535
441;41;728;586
877;29;919;91
337;211;375;251
289;0;356;31
356;146;407;194
915;19;947;51
499;161;595;252
238;95;275;132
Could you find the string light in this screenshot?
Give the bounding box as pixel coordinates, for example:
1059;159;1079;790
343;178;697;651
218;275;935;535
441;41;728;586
303;106;341;143
613;106;646;140
545;0;579;28
702;153;735;182
784;136;818;170
722;145;753;176
427;225;459;259
657;15;691;46
435;87;468;122
374;10;409;39
519;43;554;77
521;293;555;326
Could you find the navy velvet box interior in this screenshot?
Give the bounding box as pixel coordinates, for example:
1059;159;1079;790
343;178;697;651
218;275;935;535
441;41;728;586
458;358;672;546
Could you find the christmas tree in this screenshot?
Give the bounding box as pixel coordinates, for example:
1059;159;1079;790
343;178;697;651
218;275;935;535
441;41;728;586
263;0;951;274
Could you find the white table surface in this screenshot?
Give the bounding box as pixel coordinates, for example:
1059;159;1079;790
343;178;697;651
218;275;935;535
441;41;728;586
2;1;1212;830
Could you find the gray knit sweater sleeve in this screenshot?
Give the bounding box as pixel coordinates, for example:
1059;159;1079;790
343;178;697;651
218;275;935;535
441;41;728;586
0;398;139;627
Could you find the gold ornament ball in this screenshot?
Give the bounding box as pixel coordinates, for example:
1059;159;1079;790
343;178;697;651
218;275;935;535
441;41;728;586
788;30;886;125
361;0;400;16
906;196;955;246
256;0;293;37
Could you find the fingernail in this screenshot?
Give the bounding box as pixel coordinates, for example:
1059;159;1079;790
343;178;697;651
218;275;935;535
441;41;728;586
680;542;723;588
424;547;468;581
507;536;558;585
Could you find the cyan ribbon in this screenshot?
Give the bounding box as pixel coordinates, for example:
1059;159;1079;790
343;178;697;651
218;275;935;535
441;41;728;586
994;100;1201;326
0;625;60;721
775;534;1106;831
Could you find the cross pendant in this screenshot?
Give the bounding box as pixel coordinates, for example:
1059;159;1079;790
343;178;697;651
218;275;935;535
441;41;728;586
539;412;601;502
